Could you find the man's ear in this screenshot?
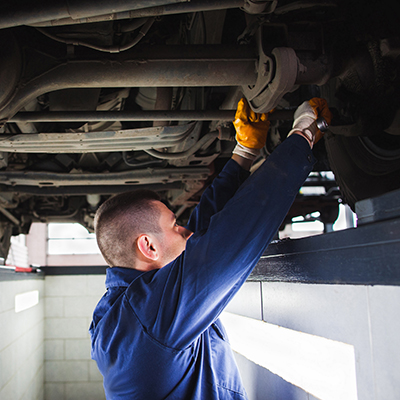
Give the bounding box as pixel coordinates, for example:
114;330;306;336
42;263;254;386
136;234;159;261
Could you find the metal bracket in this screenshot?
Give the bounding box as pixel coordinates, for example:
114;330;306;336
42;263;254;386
242;46;298;113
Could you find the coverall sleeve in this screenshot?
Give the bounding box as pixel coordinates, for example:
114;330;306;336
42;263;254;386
185;159;250;234
127;134;315;350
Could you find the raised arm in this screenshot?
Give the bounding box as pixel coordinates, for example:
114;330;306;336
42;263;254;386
186;98;271;234
185;158;250;234
128;99;327;349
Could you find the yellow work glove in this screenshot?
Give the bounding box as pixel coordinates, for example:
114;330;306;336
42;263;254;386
288;97;332;148
232;98;271;160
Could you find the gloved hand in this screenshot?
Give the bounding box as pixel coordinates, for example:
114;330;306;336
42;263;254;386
232;97;271;160
288;97;332;148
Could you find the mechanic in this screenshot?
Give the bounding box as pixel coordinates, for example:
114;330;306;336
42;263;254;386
89;98;331;399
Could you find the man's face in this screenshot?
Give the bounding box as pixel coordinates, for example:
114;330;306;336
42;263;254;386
153;201;193;266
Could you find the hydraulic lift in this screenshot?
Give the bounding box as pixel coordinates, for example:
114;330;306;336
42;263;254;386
250;188;400;286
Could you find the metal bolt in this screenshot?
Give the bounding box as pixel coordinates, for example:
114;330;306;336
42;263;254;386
262;60;270;76
316;117;329;132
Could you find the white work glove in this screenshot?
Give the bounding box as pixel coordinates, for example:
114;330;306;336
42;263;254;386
288;98;331;148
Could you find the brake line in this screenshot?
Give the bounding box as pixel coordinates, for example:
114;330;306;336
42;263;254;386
36;17;155;53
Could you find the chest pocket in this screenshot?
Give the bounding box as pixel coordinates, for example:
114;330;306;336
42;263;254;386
209;319;247;399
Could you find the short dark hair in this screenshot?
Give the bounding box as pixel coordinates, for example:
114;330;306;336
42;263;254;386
95;190;162;267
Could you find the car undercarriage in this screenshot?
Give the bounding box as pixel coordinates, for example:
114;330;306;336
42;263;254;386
0;0;399;259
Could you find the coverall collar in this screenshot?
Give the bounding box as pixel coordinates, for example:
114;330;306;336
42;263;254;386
105;266;145;289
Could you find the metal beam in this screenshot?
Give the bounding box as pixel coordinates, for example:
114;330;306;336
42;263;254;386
0;183;182;196
40;266;107;275
0;167;210;187
249;217;400;286
9;109;295;123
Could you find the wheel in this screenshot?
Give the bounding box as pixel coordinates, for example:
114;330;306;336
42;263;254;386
325;131;400;211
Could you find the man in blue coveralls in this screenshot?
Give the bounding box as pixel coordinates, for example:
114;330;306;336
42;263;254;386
89;98;331;399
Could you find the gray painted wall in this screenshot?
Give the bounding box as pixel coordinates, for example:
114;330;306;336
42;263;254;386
225;281;400;400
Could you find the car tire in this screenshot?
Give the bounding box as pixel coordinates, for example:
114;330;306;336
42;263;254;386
325;131;400;211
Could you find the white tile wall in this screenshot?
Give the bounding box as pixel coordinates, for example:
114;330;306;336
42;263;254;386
44;297;64;318
65;382;107;400
45;360;90;382
65;339;92;360
45;317;89;339
45;276;89;298
44;340;64;361
0;279;45;400
44;275;106;400
44;383;64;399
64;296;101;318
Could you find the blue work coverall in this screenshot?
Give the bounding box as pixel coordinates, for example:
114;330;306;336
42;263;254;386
89;134;315;399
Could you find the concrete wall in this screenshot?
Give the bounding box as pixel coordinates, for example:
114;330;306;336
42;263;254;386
224;281;400;400
0;279;45;400
44;275;106;400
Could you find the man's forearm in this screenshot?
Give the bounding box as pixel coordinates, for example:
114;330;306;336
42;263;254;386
231;153;253;171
